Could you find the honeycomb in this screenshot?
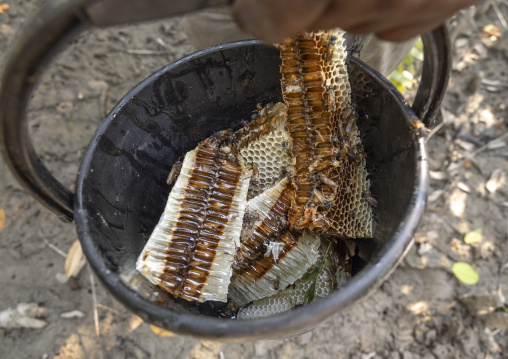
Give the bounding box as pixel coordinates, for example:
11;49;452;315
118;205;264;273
276;29;372;238
237;264;350;319
229;178;321;306
136;131;252;303
237;102;293;197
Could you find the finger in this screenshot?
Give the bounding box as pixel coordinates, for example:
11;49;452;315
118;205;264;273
375;20;444;41
338;12;445;36
232;0;330;43
312;0;425;31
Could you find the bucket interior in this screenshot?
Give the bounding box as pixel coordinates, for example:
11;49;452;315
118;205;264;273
75;41;421;335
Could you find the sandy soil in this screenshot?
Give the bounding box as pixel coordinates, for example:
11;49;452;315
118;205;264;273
1;1;507;358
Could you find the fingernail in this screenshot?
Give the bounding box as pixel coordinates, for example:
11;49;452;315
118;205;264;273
233;1;279;42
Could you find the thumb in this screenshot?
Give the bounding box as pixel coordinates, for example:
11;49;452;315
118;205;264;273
232;0;330;43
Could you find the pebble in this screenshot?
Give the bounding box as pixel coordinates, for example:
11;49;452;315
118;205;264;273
458;294;502;316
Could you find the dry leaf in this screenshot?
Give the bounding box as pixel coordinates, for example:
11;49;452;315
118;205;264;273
486;169;505;194
0;209;4;228
487;141;506;150
0;303;47;329
0;23;12;35
150;324;176;337
60;310;86;319
463;157;482;173
483;24;501;37
0;4;9;14
429;171;447;180
65;240;85;278
457;182;473;193
463;158;473;169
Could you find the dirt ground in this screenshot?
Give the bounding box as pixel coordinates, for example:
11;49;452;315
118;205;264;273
1;1;507;358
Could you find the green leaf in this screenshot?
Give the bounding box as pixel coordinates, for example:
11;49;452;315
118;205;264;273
302;271;318;281
502;305;508;313
410;47;424;62
452;262;480;285
464;228;482;244
389;70;407;84
402;71;414;81
303;282;316;305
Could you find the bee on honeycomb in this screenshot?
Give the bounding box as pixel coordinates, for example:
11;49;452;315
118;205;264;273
276;29;372;238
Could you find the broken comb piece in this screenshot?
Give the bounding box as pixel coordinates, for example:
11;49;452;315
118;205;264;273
236;102;293;198
277;29;372;238
136;133;251;303
229;178;321;306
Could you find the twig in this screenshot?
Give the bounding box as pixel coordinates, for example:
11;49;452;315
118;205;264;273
95;303;128;317
155;37;171;49
99;88;110;116
492;0;508;29
468;132;508;157
126;49;170;55
40;229;67;258
496;220;508;295
425;120;445;142
457;132;508;165
88;264;104;359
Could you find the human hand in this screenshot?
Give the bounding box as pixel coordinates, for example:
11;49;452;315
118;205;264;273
232;0;477;42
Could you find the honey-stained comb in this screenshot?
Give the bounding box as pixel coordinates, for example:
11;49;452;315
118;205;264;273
228;177;321;306
237;247;350;319
276;29;372;238
237;102;293;198
136;131;251;303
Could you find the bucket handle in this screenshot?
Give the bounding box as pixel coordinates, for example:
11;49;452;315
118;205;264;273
0;0;450;222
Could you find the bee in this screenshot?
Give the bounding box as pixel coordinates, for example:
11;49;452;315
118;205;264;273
346;149;358;162
271;277;280;290
327;86;336;113
309;159;329;173
234;245;243;264
278;215;289;230
362;192;378;207
344;111;357;134
313;189;326;205
324;35;337;62
297;207;317;228
249;162;260;185
166;160;182;185
347;36;364;57
228;155;239;164
317;173;339;191
243;212;259;229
